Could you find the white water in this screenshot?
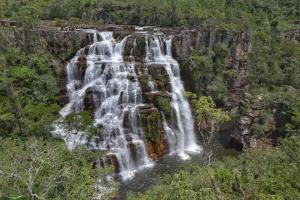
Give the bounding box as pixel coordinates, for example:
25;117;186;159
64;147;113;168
57;31;153;181
53;29;200;181
145;34;201;159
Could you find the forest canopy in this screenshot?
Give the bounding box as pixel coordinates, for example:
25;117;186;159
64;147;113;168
0;0;299;31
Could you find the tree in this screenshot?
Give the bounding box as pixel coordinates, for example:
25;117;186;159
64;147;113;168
0;138;99;200
186;92;230;200
0;49;59;137
186;93;230;147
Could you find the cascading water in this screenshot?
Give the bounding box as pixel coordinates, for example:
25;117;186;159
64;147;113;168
53;29;200;181
56;31;153;181
145;34;201;159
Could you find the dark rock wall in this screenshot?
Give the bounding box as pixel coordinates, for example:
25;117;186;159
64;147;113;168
169;29;254;150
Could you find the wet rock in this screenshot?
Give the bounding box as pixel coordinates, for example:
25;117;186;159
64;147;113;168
153;96;173;124
135;63;171;94
137;103;154;110
74;55;88;82
147;64;171;92
128;141;139;162
123;34;146;62
110;154;120;173
127;74;137;81
122;110;132;129
139;107;159;114
1;23;259;153
84;88;95;113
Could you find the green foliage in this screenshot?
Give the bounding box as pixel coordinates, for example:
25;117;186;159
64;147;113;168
153;97;173;123
1;0;298;31
0;1;299;199
250;111;276;137
285;100;300;134
0;137;98;199
182;46;229;104
190;53;214;94
129;135;300;199
1;0;51;28
196;96;230;124
140;111;162;144
249;34;300;88
139;78;150;92
185;93;230;146
186;93;230;125
242;87;300;138
207;75;228;103
64;111;98;136
23;103;60;136
0;48;59;137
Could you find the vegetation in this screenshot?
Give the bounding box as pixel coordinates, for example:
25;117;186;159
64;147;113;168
186;93;230;147
1;0;299;31
0;48;60;137
181;44;230;105
64;111;98;136
153;97;173;124
140;111;163;144
129;134;300;200
0;138;98;200
185;93;231;200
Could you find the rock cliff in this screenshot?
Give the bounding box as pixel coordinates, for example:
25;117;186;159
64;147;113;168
1;23;259;151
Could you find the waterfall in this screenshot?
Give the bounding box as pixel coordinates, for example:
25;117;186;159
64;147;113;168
145;34;201;159
53;29;200;181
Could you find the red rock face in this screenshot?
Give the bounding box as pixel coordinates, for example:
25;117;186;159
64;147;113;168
110;154;120;173
146;136;166;160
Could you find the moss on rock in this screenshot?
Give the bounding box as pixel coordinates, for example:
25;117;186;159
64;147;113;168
140;110;163;144
153;96;173;124
139;77;150;93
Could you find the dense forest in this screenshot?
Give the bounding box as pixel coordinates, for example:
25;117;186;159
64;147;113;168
0;0;299;200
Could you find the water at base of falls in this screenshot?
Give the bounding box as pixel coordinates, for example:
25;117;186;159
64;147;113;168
52;29;201;181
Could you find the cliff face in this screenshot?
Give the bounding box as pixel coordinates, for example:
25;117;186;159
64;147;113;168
169;28;255;149
1;24;257;152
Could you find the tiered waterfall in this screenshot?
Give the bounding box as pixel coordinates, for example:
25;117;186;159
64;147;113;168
53;29;201;180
